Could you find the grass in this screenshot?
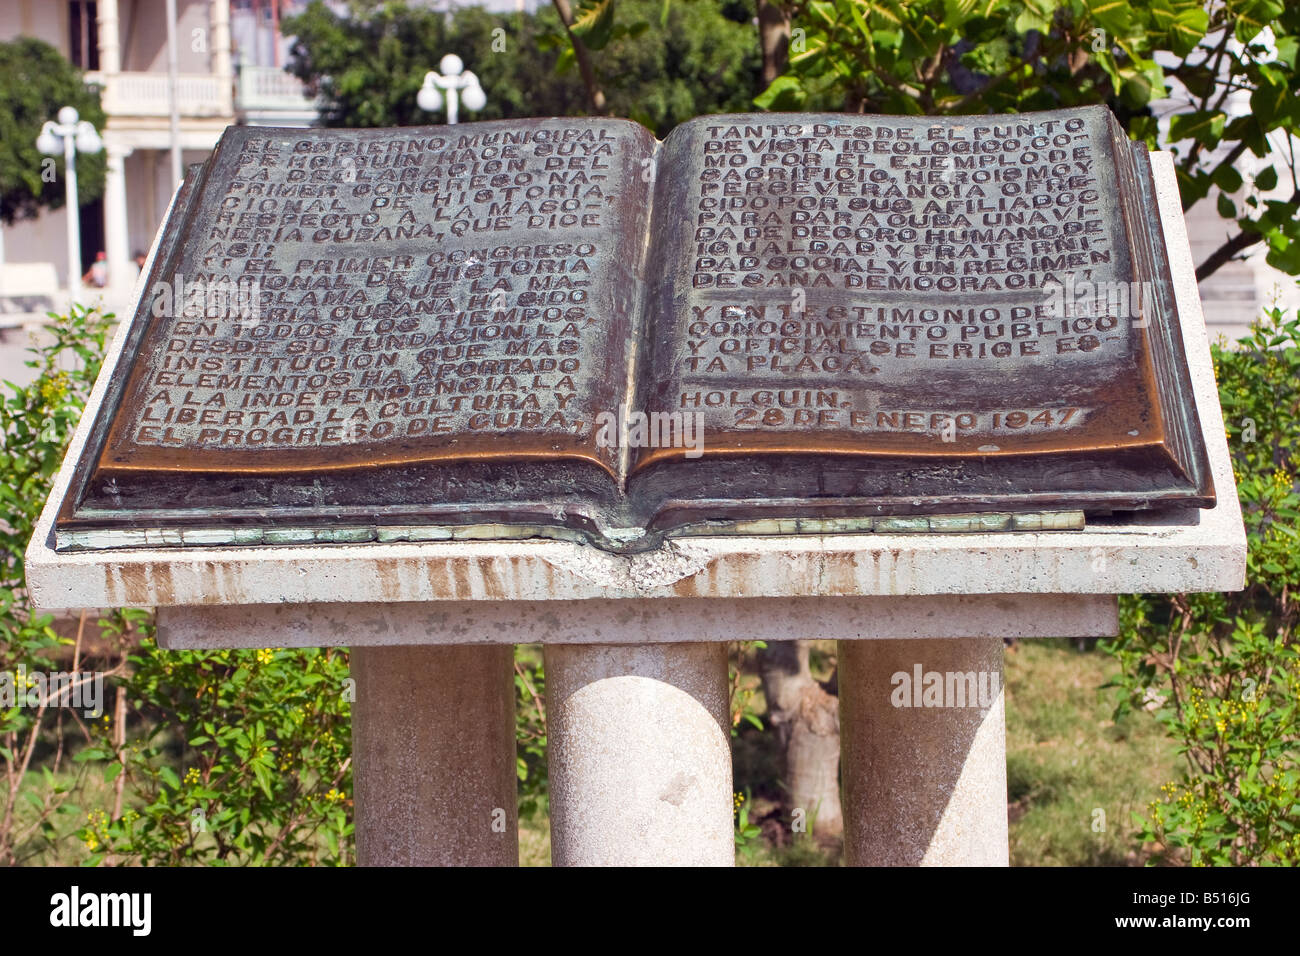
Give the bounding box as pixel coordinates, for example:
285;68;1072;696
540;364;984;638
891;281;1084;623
518;814;551;866
1005;638;1180;866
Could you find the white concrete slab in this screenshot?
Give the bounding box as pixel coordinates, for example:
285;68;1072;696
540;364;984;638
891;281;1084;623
156;593;1119;648
26;153;1247;612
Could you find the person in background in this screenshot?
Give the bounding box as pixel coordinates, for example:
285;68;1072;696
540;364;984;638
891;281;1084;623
133;250;148;278
83;251;108;288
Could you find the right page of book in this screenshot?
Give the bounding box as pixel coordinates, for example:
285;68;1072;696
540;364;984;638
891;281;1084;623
630;108;1210;526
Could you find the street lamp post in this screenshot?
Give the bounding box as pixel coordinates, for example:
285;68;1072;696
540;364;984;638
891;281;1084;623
37;107;103;306
165;0;183;186
417;54;487;125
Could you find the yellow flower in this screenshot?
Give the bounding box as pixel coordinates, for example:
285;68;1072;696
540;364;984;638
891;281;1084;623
39;371;71;405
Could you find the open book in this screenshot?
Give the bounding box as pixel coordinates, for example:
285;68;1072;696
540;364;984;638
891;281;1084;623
57;107;1213;552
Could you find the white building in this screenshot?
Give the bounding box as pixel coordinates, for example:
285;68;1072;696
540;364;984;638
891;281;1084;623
0;0;317;316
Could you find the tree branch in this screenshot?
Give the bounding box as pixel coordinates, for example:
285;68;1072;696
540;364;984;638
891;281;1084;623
1196;186;1300;282
551;0;608;115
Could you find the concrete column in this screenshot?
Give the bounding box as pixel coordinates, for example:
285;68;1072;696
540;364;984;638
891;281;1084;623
97;0;121;74
144;149;159;233
103;143;133;291
545;642;733;866
210;0;233;113
351;645;517;866
840;637;1008;866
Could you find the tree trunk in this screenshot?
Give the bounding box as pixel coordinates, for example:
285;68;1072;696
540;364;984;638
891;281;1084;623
756;0;791;86
758;640;843;838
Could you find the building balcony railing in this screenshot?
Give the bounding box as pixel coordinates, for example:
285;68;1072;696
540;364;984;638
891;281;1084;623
87;70;234;119
236;64;319;116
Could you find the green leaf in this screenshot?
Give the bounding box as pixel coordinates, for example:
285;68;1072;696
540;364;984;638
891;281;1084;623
252;761;274;800
554;45;576;76
1250;75;1289;130
1014;8;1052;34
1256;165;1279;191
754;74;806;111
1228;0;1285;44
1213;163;1243;194
1083;0;1133;34
1275;35;1298;69
1167;110;1227;149
1169;8;1210;56
570;0;617;52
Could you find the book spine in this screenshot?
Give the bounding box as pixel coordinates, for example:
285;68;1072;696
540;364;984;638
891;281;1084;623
617;138;662;492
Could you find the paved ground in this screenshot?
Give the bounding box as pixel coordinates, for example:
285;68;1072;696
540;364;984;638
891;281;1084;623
0;324;49;389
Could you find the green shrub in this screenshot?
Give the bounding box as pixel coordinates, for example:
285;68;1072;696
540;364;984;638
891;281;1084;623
0;306;115;865
514;646;548;821
78;642;353;865
1106;306;1300;865
1;309;353;865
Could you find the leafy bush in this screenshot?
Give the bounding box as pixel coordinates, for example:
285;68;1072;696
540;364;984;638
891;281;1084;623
1106;306;1300;865
78;643;353;865
1;309;353;865
514;646;548;821
0;306;116;865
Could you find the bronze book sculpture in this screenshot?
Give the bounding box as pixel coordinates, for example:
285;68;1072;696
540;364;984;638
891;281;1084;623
56;107;1213;553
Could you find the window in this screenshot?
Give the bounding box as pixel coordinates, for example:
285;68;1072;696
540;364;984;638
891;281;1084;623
68;1;100;71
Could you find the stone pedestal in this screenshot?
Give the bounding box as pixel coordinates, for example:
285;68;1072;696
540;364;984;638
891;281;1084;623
545;642;732;866
352;645;516;866
840;637;1007;865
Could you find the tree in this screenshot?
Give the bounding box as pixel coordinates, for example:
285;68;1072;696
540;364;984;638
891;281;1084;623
282;1;577;128
0;37;106;226
757;641;843;838
283;0;762;139
754;0;1300;282
570;0;762;136
757;0;794;85
550;0;611;115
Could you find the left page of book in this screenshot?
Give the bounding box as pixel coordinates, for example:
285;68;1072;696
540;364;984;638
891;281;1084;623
60;119;657;546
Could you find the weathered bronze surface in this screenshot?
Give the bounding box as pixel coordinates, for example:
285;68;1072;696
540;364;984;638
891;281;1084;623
56;108;1213;553
100;120;652;478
